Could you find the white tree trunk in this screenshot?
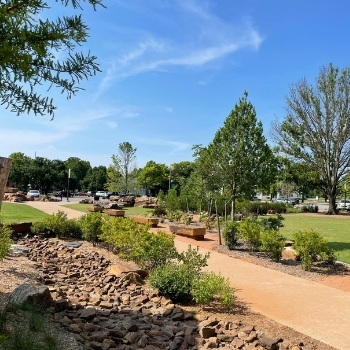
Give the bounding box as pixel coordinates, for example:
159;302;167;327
0;157;12;211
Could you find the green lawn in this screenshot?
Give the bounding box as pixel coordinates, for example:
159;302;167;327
1;202;50;224
280;213;350;264
60;203;152;217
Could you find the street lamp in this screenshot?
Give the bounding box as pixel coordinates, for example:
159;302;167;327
66;169;71;202
168;166;172;191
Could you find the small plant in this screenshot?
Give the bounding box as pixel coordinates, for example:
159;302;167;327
260;229;286;261
149;263;193;302
293;230;336;270
191;272;235;308
181;213;192;225
238;218;262;252
0;223;12;260
149;246;210;303
78;212;103;244
129;230;177;270
31;211;82;239
222;220;240;250
260;214;285;231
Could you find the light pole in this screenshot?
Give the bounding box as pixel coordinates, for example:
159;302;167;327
67;169;70;202
168;166;172;192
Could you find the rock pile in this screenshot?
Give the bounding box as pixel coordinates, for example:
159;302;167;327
10;237;309;350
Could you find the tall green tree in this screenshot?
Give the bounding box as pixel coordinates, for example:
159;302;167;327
8;152;32;191
108;142;137;193
0;0;104;118
65;157;91;191
137;161;168;196
207;92;277;218
272;64;350;214
81;165;107;191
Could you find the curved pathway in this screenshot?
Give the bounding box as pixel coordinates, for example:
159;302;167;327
24;201;350;350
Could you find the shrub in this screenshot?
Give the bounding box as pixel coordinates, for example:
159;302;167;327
78;212;103;244
259;214;284;231
165;189;180;214
238;218;263;252
130;230;177;270
260;229;286;261
222;221;240;250
191;272;235;308
293;230;336;270
301;204;319;213
149;263;193;302
0;223;12;260
149;246;210;303
181;213;192;225
31;211;82;239
99;216;149;260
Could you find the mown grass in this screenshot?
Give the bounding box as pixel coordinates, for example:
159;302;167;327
0;203;50;224
60;203;152;217
280;213;350;264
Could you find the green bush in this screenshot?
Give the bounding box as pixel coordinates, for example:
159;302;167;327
149;246;210;303
31;211;82;239
165;189;180;214
130;230;177;270
149;263;193;302
293;230;336;270
259;214;284;231
260;229;286;261
238;218;262;252
0;223;12;260
301;204;319;213
99;216;149;260
222;221;240;250
191;272;235;308
78;212;103;244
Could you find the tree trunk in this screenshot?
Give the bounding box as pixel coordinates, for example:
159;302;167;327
0;157;12;211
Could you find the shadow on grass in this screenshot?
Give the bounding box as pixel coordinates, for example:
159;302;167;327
328;241;350;252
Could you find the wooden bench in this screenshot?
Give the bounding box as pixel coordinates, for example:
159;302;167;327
133;216;159;227
88;206;104;212
104;209;125;217
168;224;206;240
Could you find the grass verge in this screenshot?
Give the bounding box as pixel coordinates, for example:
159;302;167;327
0;203;50;224
280;213;350;264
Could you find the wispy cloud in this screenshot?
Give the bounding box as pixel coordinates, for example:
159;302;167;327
138;137;191;153
165;106;173;113
96;0;264;94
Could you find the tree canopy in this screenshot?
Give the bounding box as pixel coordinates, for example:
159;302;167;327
0;0;104;118
107;142;137;193
206;92;277;217
272;64;350;213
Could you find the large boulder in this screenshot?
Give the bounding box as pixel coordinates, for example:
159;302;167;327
8;282;53;306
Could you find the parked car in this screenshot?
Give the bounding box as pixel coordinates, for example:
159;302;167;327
95;191;109;198
286;198;299;205
276;197;287;203
27;189;40;198
60;191;74;197
87;191;96;197
337;199;350;211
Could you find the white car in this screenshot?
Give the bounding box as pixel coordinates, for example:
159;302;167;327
27;189;40;198
95;191;109;198
337;199;350;211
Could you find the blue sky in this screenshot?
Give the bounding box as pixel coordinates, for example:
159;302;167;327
1;0;350;168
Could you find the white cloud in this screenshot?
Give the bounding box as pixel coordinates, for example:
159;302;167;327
165;106;173;113
107;121;118;128
95;1;264;92
138;137;191;152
